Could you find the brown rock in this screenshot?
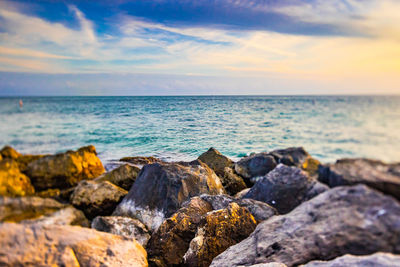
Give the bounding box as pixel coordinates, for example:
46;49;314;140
25;145;105;191
0;223;147;266
318;158;400;199
120;156;163;166
71;180;128;219
198;147;234;177
184;203;257;267
0;159;35;197
220;167;248;195
22;206;90;227
113;160;225;231
95;164;140;190
92;216;151;247
211;185;400;267
147;197;213;266
0;146;20;159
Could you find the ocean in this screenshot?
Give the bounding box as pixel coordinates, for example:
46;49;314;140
0;96;399;168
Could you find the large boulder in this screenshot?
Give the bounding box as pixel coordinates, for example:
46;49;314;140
183;202;257;267
147;197;213;266
302;252;400;267
0;196;88;226
0;146;20;159
235;153;277;180
113;160;225;231
0;159;35;196
92;216;151;247
25;145;105;191
0;223;147;266
71;180;128;219
211;185;400;267
199;148;247;195
243;164;328;214
94;164;140;190
318;158;400;199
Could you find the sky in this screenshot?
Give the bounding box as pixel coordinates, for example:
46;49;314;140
0;0;399;95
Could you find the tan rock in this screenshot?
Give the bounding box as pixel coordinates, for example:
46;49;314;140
0;146;20;159
0;159;35;197
71;180;128;219
22;206;90;227
25;145;105;191
184;202;257;267
0;222;147;266
95;164;140;190
120;156;162;166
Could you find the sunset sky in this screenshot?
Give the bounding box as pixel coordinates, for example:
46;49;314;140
0;0;399;95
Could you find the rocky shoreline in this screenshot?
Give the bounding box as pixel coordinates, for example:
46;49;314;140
0;145;399;266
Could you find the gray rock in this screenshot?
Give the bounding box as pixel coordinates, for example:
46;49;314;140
302;252;400;267
243;164;328;214
95;164;140;190
235;153;277;180
22;206;90;227
113;160;225;231
92;216;150;247
318;158;400;199
211;185;400;267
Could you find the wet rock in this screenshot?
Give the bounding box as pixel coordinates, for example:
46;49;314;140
0;196;65;222
92;216;150;247
94;164;140;190
0;222;147;266
302;252;400;267
25;145;105;191
71;180;128;219
147;197;213;266
184;203;257;267
235;153;277;180
120;156;163;166
22;206;90;227
211;185;400;267
113;160;225;231
243;164;328;214
318;158;400;199
0;159;35;196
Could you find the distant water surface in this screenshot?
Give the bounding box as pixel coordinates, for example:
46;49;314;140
0;96;399;166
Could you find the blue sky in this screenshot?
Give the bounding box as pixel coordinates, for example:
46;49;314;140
0;0;399;95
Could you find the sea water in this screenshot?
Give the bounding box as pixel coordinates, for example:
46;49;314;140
0;96;399;167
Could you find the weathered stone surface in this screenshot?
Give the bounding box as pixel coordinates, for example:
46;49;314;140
92;216;150;247
0;222;147;266
25;145;105;191
199;194;277;222
198;147;234;177
113;160;225;231
147;197;213;266
22;206;90;227
269;147;312;167
211;185;400;267
235;153;277;180
220;166;248;195
71;180;127;219
244;164;328;214
36;187;75;203
184;203;257;267
120;156;163;166
234;188;250;199
0;159;35;196
302;252;400;267
94;164;140;190
0;146;20;159
318;158;400;199
0;196;65;222
246;264;287;267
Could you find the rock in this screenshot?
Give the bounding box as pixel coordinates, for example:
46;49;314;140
147;197;213;266
302;252;400;267
120;156;162;166
210;185;400;267
0;222;147;266
246;264;287;267
25;145;105;191
0;146;20;159
269;147;311;167
235;153;277;180
234;188;250;199
318;158;400;199
22;206;90;227
183;203;257;267
198;147;234;176
36;187;75;203
94;164;140;190
0;196;65;222
0;159;35;196
220;167;248;195
243;164;328;214
71;180;128;219
92;216;150;247
113;160;225;231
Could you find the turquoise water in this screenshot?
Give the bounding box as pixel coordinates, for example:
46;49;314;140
0;96;399;166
